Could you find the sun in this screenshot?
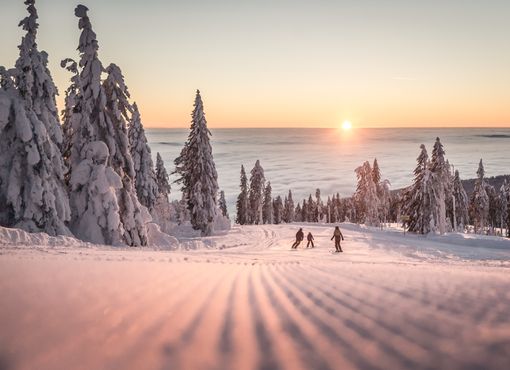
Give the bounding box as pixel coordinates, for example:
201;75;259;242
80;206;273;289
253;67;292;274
341;120;353;130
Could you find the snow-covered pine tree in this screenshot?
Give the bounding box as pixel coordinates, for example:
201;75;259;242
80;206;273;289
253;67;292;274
103;65;150;246
315;189;323;222
248;160;265;225
262;182;273;224
294;203;302;222
0;0;71;236
273;195;283;224
326;196;332;223
174;90;218;236
429;137;448;234
60;58;80;163
15;0;63;147
128;102;158;211
235;165;249;225
64;5;147;245
372;159;391;225
469;159;489;234
500;180;510;237
284;190;295;223
486;184;499;234
354;161;379;226
451;170;469;231
154;152;172;230
301;199;308;222
372;158;381;186
69;141;124;244
402;144;433;234
219;190;229;219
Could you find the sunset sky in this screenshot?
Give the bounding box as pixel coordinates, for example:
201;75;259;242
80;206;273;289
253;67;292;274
1;0;509;128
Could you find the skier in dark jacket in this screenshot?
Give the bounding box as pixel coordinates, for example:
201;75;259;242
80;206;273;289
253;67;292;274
292;228;304;249
306;232;314;248
330;226;344;252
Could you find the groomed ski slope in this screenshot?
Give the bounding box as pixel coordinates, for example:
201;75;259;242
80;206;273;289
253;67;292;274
1;223;510;370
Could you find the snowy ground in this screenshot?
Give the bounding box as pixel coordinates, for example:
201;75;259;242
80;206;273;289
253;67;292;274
1;223;510;370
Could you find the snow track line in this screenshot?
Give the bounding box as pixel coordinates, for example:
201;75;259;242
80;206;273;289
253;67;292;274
284;264;433;366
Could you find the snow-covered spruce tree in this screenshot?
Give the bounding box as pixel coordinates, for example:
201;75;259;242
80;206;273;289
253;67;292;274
294;203;302;222
15;0;63;147
154;152;172;230
284;190;295;223
103;64;149;245
64;5;147;245
60;58;80;163
402;144;433;234
235;165;249;225
0;0;71;236
354;161;379;226
273;195;283;224
248;160;265;225
429;137;448;234
315;189;323;222
218;190;229;219
451;170;469;231
500;180;510;237
262;182;273;224
301;199;308;222
372;158;391;225
469;159;489;234
372;158;381;186
307;194;315;222
174;90;218;236
486;184;499;234
128;102;159;211
69;141;124;244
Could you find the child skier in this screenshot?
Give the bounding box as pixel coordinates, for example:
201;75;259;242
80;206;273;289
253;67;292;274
306;232;314;248
330;226;344;252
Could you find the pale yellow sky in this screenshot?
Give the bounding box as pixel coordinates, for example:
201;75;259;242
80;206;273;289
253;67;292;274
1;0;509;128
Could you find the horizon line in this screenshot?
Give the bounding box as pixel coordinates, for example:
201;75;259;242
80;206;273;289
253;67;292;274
144;125;510;129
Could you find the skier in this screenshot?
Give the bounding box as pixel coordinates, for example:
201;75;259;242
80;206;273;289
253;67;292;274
330;226;344;252
306;232;315;248
291;228;304;249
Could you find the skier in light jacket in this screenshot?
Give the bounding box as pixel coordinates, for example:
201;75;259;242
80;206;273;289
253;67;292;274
331;226;344;252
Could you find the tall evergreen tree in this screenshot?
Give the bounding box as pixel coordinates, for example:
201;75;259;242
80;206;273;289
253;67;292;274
486;184;499;234
372;158;381;186
0;0;71;236
284;190;295;223
294;203;302;222
218;190;229;219
470;159;489;234
153;152;172;231
235;165;249;225
248;160;265;224
315;189;323;222
60;58;80;163
500;180;510;237
273;196;283;224
354;161;379;225
128;102;158;211
307;194;315;222
451;170;469;231
66;5;147;245
301;199;308;222
262;182;273;224
174;90;218;236
403;144;433;234
429;137;448;234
